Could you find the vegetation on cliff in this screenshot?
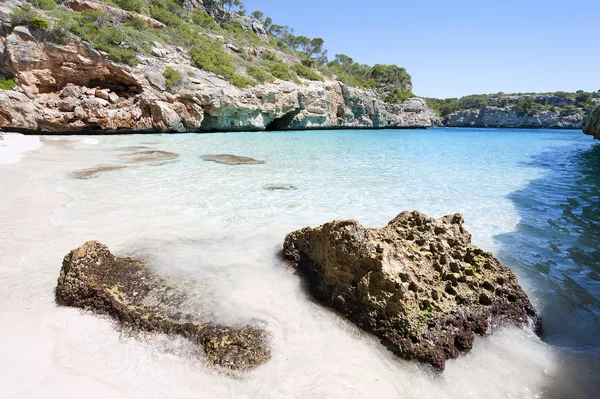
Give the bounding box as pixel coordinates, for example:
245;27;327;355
0;76;17;90
426;91;600;118
7;0;414;103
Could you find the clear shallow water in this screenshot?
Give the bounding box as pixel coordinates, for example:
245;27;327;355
0;128;598;398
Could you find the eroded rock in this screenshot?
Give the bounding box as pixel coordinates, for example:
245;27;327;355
70;165;128;179
56;241;270;370
202;154;265;165
283;211;539;370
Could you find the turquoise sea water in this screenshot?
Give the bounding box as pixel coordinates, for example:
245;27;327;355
0;128;598;397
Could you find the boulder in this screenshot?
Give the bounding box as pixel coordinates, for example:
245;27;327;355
56;241;270;371
283;211;539;370
95;89;110;101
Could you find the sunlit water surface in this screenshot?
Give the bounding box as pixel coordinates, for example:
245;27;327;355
0;128;598;398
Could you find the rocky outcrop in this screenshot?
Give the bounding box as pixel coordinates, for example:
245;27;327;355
583;106;600;139
0;23;439;134
444;107;583;129
56;241;271;371
283;211;538;370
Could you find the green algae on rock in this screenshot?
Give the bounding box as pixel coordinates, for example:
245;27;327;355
283;211;539;370
56;241;270;371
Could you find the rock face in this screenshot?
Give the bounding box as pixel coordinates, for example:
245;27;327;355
444;107;583;129
56;241;270;371
0;23;439;134
283;211;538;370
583;106;600;139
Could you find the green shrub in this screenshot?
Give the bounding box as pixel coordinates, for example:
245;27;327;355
48;26;70;43
189;37;235;79
126;16;149;30
190;10;219;30
382;89;415;104
163;66;182;90
150;5;183;27
268;61;293;81
56;10;140;66
28;0;57;10
231;74;256;88
114;0;145;13
0;77;17;90
30;17;49;31
222;20;262;46
104;46;139;66
248;65;274;83
291;63;324;82
10;4;39;27
262;51;278;61
11;4;51;31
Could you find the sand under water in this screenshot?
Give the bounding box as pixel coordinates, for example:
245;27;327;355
0;128;598;398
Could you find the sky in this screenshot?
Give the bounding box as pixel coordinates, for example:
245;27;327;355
240;0;600;98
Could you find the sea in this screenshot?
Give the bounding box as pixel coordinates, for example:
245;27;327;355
0;128;598;398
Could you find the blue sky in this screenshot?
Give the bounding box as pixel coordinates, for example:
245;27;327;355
241;0;600;98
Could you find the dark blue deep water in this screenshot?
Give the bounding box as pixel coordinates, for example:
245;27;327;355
497;141;600;395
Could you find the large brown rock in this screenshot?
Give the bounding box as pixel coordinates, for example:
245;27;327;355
283;211;539;370
56;241;270;371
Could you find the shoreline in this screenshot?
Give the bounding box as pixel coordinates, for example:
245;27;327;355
0;125;587;136
0;133;42;164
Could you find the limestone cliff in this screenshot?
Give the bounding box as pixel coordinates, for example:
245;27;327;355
444;107;583;129
0;2;439;134
583;106;600;139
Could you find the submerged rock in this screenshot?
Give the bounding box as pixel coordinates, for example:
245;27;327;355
283;211;538;370
112;145;153;151
120;150;179;164
262;184;297;191
202;154;265;165
56;241;270;371
70;165;128;179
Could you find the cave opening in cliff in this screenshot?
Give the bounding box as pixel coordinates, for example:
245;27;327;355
265;109;301;131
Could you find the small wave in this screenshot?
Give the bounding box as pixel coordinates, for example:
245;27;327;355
80;138;100;145
0;133;42;164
